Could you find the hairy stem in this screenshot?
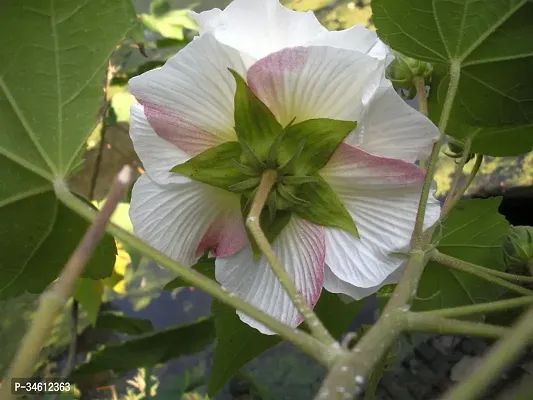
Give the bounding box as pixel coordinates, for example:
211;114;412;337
365;345;391;400
442;305;533;400
432;251;533;296
419;296;533;318
55;174;338;367
413;76;428;117
406;313;508;339
246;170;337;346
0;168;131;400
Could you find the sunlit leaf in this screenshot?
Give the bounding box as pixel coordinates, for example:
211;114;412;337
0;0;137;297
74;278;104;326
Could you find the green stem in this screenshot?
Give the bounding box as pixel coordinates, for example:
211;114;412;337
441;305;533;400
432;251;533;296
440;133;477;218
54;179;338;367
246;170;337;346
364;346;391;400
144;367;153;400
413;76;428;117
406;313;508;339
419;296;533;318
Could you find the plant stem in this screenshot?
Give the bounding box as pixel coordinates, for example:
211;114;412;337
246;170;337;346
61;300;79;378
440;133;479;218
54;176;338;367
441;304;533;400
406;313;508;339
0;167;131;400
432;251;533;296
413;76;428;116
365;346;391;400
419;296;533;318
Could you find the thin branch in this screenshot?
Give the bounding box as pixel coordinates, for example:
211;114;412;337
54;178;340;367
432;251;533;296
0;167;132;399
406;313;508;339
440;134;479;218
246;170;337;346
441;304;533;400
418;296;533;318
413;76;428;117
61;300;79;378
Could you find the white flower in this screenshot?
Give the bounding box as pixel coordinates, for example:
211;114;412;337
128;0;440;334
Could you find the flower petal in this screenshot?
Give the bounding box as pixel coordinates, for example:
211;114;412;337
129;174;246;266
189;0;326;60
321;144;440;287
130;103;189;185
215;216;325;334
345;82;439;163
247;46;383;126
128;34;251;155
323;265;404;301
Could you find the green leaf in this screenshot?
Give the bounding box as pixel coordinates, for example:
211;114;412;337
73;317;215;377
373;0;533;128
140;9;197;41
163;260;216;291
0;0;135;297
208;291;362;396
294;176;358;237
278;118;357;175
230;69;283;161
95;311;154;335
74;278;104;326
171;141;249;189
414;198;510;314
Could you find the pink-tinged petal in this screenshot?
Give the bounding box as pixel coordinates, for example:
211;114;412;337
247;46;383;126
215;216;325;334
322;143;425;189
130;103;191;186
141;101;222;156
344;81;439;163
323;265;404;301
196;209;248;258
189;0;326;60
321;147;440;287
129;174;242;267
129;34;251;155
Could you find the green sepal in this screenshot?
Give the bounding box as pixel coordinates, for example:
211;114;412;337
171;141;248;189
229;69;283;161
294;176;359;238
241;196;292;260
277;118;357;175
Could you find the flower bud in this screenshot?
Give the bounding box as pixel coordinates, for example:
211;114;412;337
503;226;533;269
444;138;474;162
386;52;433;99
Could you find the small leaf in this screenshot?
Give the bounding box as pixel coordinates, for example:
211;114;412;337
277;118;357;175
73;317;215;377
95;311;154;335
74;278;104;326
171;142;249;189
208;291;362;396
294;176;358;237
373;0;533;127
230;69;283;160
414;198;510;314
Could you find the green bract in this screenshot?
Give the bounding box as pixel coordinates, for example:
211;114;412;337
172;70;358;247
503;226;533;269
386;52;433;99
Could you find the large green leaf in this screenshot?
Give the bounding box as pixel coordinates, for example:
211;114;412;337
414;198;510;313
0;0;138;297
208;291;363;396
74;278;104;326
73;317;215;377
373;0;533;135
